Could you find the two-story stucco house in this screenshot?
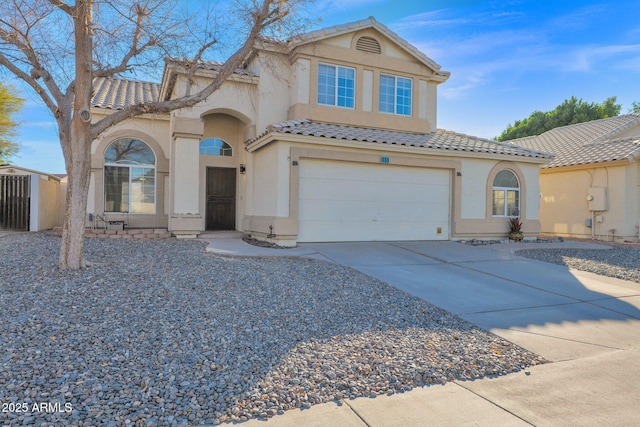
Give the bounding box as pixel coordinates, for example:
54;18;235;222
88;17;551;246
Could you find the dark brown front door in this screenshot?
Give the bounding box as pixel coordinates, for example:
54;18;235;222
206;167;236;230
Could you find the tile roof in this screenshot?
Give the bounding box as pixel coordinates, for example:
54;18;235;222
165;59;258;77
92;61;256;110
544;137;640;168
91;77;159;110
510;115;640;168
250;119;552;159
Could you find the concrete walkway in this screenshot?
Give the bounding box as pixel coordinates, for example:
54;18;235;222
202;238;640;426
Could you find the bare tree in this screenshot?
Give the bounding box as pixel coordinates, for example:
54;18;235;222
0;0;307;269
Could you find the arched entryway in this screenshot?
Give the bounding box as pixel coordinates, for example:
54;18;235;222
199;112;250;231
200;138;236;230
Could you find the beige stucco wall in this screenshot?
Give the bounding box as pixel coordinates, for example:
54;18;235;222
89;105;254;233
252;54;293;133
247;142;286;218
460;160;494;219
172;75;259;133
34;174;62;231
522;164;542;220
245;137;544;244
539;162;639;241
284;28;444;134
89;112;171;228
319;30;416;61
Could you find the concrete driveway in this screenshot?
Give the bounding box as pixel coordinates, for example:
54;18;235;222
205;238;640;426
303;241;640;358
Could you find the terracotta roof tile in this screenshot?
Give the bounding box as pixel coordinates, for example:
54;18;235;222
544;137;640;168
91;77;159;110
251;119;552;159
91;61;256;110
511;115;640;168
166;59;258;77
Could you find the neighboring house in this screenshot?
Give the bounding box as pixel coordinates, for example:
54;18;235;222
0;165;66;231
88;17;551;246
512;114;640;242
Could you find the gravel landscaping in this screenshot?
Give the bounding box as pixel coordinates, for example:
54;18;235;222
517;245;640;283
1;233;546;426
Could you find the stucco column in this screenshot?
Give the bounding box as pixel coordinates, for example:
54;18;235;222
169;117;204;238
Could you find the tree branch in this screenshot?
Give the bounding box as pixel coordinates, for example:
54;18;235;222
48;0;74;15
183;39;218;96
93;1;171;78
93;4;148;77
91;0;276;138
0;52;59;117
0;20;67;106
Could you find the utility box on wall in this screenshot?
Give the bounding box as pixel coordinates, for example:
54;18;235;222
587;187;608;211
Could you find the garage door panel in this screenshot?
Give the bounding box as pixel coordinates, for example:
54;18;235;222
299;199;446;222
298;219;449;242
298;160;450;242
301;180;450;204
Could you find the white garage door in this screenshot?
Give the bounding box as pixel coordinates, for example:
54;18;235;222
298;159;450;242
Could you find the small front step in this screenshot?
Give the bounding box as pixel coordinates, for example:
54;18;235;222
198;231;247;239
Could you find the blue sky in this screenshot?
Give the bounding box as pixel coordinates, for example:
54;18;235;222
9;0;640;174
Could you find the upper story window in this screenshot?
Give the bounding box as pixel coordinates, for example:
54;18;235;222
318;63;355;109
492;170;520;217
379;74;412;116
104;138;156;214
200;138;232;156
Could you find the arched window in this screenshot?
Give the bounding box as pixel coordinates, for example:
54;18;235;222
492;170;520;217
104;138;156;213
200;138;232;156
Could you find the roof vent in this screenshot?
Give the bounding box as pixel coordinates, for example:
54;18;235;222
356;36;381;54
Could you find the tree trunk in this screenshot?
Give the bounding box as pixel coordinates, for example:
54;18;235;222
59;0;94;270
59;131;92;269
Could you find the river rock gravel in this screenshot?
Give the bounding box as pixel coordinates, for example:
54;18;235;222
517;246;640;283
1;233;545;426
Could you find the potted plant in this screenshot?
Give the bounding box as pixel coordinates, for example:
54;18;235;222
508;217;523;241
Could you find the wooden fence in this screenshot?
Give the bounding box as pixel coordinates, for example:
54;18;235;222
0;175;30;231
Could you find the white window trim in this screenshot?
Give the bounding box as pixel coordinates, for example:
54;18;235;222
379;74;413;116
492;170;521;218
104;141;157;215
317;63;356;109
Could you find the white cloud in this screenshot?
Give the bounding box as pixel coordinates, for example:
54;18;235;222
391;6;526;34
440;78;486;100
390;10;471;32
566;44;640;72
547;4;607;32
